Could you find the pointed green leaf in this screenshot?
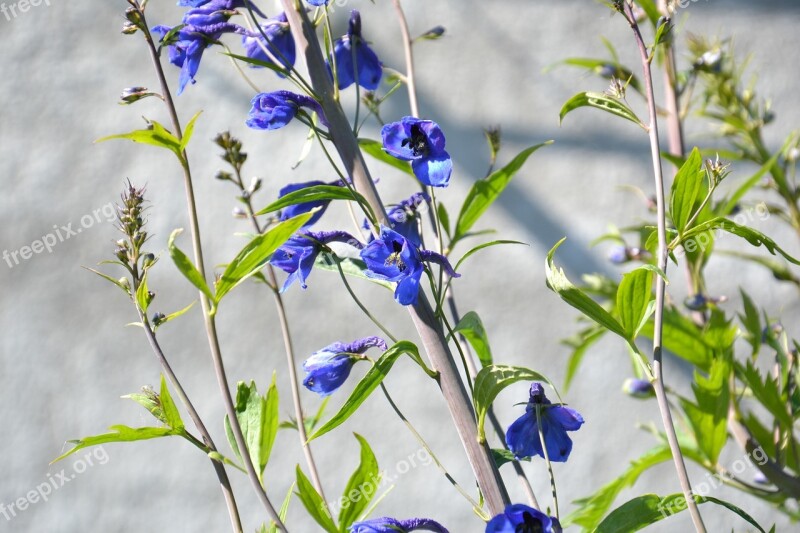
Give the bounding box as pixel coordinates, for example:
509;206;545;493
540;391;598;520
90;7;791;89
222;51;291;76
308;341;434;441
338;434;380;531
683;217;800;265
437;202;451;239
454;142;551;240
559;92;643;128
616;267;654;338
155;301;197;330
216;211;314;302
669;147;705;233
639;308;713;370
160;375;185;431
491;448;531;469
224;380;277;483
269;482;296;533
168;229;215;302
358;138;413;176
179;111;203;153
453;311;493;367
295;466;339;533
260;374;280;474
314;253;395;290
546;239;627;339
255;185;370;218
453;240;527;273
561;326;606;392
83;267;131;296
123;388;166;424
53;425;180;463
473;365;550;443
680;358;730;464
97;119;183;160
135;272;151;313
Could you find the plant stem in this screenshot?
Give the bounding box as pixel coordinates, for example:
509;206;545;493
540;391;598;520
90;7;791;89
391;0;420;118
535;405;559;520
621;3;706;531
137;6;285;529
279;0;509;514
137;310;243;533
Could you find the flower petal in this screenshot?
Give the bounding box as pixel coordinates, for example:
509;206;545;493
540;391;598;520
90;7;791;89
381;121;415;160
412;153;452;187
505;411;541;460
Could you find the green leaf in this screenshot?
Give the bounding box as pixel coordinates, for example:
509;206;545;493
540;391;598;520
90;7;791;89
453;240;527;273
738;289;761;355
683;217;800;265
83;267;131;296
453;311;493;367
260;374;280;475
269;482;296;533
308;341;434;441
215;211;314;302
160;375;185;431
222;51;290;77
122;388;166;425
739;361;793;429
53;425;180;463
437;202;451;240
639;308;713;370
616;267;654;338
314;253;394;291
669;147;705;233
559;92;643;128
179;111;202;153
454;142;551;240
595;493;766;533
491;448;530;469
636;0;661;26
564;445;673;530
358;138;413;176
545;58;641;93
545;239;627;339
295;466;339;533
224;380;278;483
168;229;215;303
473;365;549;443
561;326;606;392
254;185;370;218
135;272;151;313
155;301;197;330
97;119;184;161
338;434;381;531
719;150;781;217
680;358;730;464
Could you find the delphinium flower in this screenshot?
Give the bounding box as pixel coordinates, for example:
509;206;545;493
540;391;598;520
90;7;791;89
177;0;265;16
303;337;387;395
363;192;429;247
381;117;453;187
246;90;328;130
153;1;247;94
350;517;449;533
270;230;361;291
305;0;329;6
241;11;295;74
328;10;382;91
277;180;343;226
505;383;584;462
622;378;655;399
485;504;561;533
360;226;458;306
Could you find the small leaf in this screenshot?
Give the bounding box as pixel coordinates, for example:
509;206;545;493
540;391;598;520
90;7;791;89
314;253;394;291
97;119;183;160
545;239;627;339
454;143;551;240
683;217;800;265
639;308;713;370
453;311;493;367
473;365;549;443
160;375;185;431
215;211;314;302
269;482;296;533
155;301;197;329
135;272;151;313
559;92;643;128
616;267;654;339
53;425;180;463
255;185;370;218
680;358;730;464
224;380;277;483
338;434;380;531
453;240;527;273
179;111;202;153
561;326;606;392
168;229;215;303
295;466;339;533
123;389;166;424
437;202;451;240
222;51;290;77
669;147;705;233
491;448;530;469
308;341;435;441
260;374;280;474
358;138;413;175
83;267;131;296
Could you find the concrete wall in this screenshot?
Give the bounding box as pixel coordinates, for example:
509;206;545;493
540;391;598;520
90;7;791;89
1;0;798;531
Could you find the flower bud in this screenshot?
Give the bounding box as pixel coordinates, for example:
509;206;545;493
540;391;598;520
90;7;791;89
623;378;654;399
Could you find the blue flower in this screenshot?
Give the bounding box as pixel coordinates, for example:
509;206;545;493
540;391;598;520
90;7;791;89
277;180;342;227
381;117;453;187
505;383;584;462
622;378;654;399
246;90;328;130
350;517;449;533
387;192;429;247
178;0;265;16
607;245;629;264
360;226;458;306
270;230;361;291
303;337;387;396
485;504;560;533
242;11;295;74
328;10;382;90
305;0;329;5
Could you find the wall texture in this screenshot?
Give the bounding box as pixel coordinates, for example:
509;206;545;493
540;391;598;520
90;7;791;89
1;0;798;531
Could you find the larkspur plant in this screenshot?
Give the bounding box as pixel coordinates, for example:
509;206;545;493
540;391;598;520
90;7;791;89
57;0;800;532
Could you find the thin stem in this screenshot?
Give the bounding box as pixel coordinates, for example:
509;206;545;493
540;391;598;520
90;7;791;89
279;0;509;514
535;405;559;520
391;0;420;117
231;167;330;510
137;6;285;529
137;309;243;533
621;3;705;531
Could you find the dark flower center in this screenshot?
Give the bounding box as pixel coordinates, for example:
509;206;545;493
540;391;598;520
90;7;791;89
384;239;407;272
516;511;545;533
401;123;429;157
